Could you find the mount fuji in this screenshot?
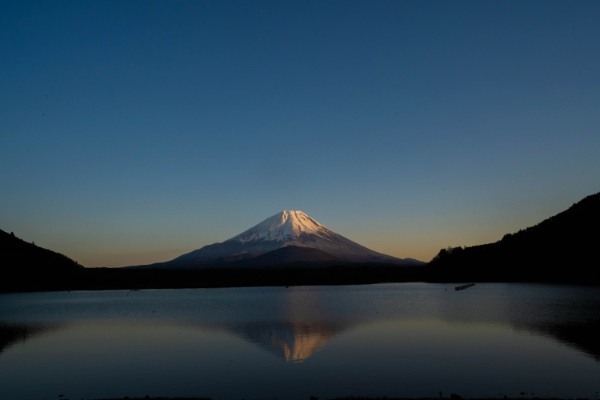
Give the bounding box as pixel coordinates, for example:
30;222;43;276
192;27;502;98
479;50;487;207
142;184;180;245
139;210;420;269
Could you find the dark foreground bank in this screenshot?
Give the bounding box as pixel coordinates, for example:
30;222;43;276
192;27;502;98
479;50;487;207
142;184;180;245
92;397;595;400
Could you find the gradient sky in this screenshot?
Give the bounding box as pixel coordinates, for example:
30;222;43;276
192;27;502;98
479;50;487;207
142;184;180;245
1;0;599;267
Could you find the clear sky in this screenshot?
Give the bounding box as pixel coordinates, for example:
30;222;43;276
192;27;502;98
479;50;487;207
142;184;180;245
1;0;599;267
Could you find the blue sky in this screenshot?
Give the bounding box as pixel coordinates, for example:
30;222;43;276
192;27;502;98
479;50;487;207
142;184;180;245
1;0;599;267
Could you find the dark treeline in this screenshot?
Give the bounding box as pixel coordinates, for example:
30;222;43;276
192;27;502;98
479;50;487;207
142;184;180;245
426;192;600;285
0;229;81;272
0;228;83;292
2;264;425;292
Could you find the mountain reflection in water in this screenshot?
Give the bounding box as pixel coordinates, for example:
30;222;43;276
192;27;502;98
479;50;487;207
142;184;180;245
227;284;600;362
229;284;347;362
1;284;598;362
1;284;600;400
0;283;600;400
235;320;342;362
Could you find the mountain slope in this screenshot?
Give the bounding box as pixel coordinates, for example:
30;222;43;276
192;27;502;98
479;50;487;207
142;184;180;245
239;246;341;267
427;192;600;283
143;210;413;268
0;229;83;291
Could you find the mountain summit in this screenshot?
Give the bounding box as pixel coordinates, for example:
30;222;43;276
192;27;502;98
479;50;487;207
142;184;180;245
231;210;328;243
152;210;416;268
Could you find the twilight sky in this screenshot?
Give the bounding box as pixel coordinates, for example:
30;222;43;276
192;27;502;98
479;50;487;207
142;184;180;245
1;0;599;267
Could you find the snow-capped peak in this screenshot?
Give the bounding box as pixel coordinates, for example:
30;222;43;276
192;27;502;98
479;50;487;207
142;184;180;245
229;210;329;243
166;209;412;266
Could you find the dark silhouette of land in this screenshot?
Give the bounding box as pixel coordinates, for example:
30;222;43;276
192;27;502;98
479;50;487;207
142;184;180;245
0;228;83;292
426;192;600;285
1;191;599;292
0;323;57;354
90;397;593;400
65;263;425;291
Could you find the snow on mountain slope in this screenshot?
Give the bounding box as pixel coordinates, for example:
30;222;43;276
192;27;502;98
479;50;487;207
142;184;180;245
232;210;330;243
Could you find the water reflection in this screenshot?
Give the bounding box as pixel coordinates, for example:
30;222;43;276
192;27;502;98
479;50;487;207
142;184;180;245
502;284;600;361
223;287;349;362
0;323;57;354
0;285;599;362
233;320;343;362
0;284;599;400
430;284;600;361
536;321;600;361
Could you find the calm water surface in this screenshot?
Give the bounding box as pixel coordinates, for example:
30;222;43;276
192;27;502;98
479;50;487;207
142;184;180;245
1;283;599;400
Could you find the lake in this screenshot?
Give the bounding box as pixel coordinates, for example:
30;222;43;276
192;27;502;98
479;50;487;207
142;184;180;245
1;283;599;400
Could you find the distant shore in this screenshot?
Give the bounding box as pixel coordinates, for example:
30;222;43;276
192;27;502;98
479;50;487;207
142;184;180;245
7;263;598;293
3;264;432;293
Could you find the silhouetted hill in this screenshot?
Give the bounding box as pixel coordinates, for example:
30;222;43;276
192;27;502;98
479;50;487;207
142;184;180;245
427;192;600;284
0;229;83;291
